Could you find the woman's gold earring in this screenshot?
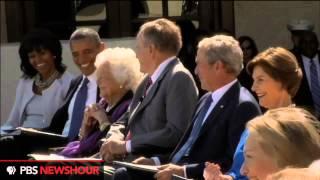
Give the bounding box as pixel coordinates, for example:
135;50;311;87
120;85;123;89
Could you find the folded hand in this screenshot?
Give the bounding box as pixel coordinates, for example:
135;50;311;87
100;138;127;162
132;156;155;165
154;163;184;180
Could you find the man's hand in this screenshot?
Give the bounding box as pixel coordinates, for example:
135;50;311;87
204;162;221;180
132;156;156;165
100;139;127;162
154;164;184;180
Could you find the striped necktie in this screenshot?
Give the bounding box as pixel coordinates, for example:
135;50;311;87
310;59;320;115
125;76;153;141
171;95;213;163
68;77;89;140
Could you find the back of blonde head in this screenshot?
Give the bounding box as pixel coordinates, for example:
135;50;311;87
247;107;320;169
266;167;320;180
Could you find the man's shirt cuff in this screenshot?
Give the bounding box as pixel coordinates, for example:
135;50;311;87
150;157;161;166
125;140;132;153
183;165;187;178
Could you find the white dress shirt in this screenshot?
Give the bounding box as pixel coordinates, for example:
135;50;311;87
62;73;98;136
201;79;237;125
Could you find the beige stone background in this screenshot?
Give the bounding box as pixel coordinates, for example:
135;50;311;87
234;1;320;51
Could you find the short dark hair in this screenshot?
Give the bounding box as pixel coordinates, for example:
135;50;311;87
18;28;65;78
69;27;102;47
246;47;302;97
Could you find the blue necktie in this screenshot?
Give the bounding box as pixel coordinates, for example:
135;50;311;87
68;77;89;140
310;59;320;115
171;95;213;163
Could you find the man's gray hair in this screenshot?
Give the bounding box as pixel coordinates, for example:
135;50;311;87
137;18;182;55
198;35;243;75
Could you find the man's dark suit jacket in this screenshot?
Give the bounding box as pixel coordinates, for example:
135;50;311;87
161;81;261;179
46;75;100;134
293;51;320;116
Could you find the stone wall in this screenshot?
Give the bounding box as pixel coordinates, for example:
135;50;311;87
234;1;320;51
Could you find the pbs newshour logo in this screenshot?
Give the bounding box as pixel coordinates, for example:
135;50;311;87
6;166;16;175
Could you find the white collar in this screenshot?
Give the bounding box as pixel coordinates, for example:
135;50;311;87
302;54;319;62
83;71;97;83
210;79;237;103
150;56;176;83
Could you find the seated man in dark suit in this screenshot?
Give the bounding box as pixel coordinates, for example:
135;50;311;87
113;34;261;180
99;18;198;162
47;27;105;140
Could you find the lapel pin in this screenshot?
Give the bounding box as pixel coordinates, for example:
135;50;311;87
220;105;224;108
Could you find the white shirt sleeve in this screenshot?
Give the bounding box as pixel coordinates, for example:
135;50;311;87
183;165;187;178
150;157;161;166
125;140;132;153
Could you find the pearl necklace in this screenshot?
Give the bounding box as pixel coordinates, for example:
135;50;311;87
34;71;60;90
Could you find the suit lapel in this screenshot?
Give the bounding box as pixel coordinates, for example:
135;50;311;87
170;82;240;158
296;54;312;94
56;76;83;116
46;75;84;133
127;77;148;125
193;97;207;117
317;51;320;64
65;76;82;102
169;93;211;158
21;79;34;105
128;59;179;124
137;77;159;110
199;82;239;136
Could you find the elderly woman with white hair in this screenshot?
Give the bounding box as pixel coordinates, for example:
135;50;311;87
59;47;143;157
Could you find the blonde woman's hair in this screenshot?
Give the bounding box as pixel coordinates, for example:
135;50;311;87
266;167;320;180
247;107;320;169
95;47;144;92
